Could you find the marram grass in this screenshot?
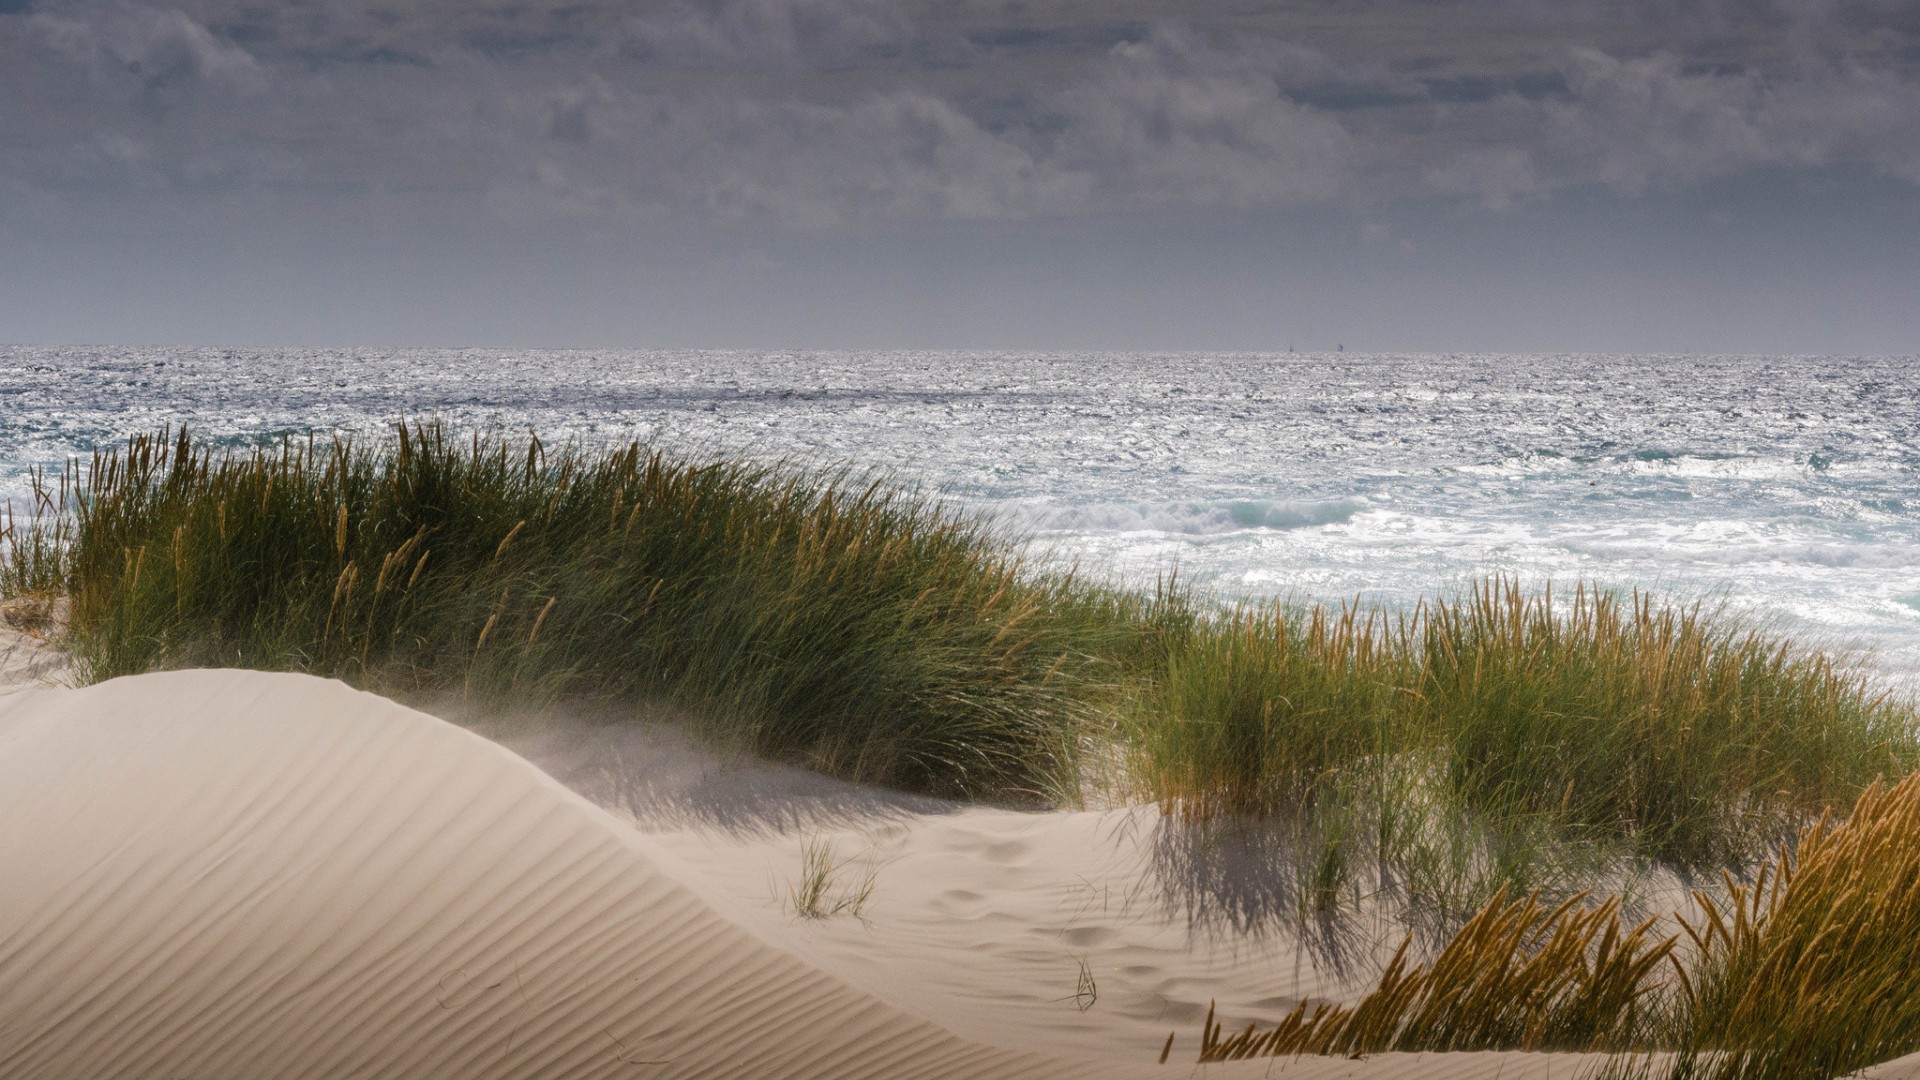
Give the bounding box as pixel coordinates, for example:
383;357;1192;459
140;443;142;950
1189;771;1920;1076
1196;885;1674;1058
1413;579;1910;869
1664;770;1920;1079
785;836;875;920
1126;598;1406;820
31;426;1139;800
1125;579;1913;929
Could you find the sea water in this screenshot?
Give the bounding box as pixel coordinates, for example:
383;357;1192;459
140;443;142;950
4;347;1916;687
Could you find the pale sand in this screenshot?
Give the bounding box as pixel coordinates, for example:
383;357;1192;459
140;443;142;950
1;668;1915;1079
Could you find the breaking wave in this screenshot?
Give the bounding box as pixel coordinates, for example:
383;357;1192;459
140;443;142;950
1016;498;1367;536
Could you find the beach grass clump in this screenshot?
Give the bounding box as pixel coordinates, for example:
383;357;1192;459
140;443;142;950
1186;771;1920;1074
1666;770;1920;1079
785;836;875;919
1412;579;1914;868
1;467;71;601
1125;598;1405;819
1122;577;1912;923
1195;885;1674;1059
36;425;1129;800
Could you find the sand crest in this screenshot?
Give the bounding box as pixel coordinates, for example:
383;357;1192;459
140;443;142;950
6;669;1896;1079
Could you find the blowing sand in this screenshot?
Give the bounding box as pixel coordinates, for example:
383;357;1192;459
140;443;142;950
2;668;1916;1079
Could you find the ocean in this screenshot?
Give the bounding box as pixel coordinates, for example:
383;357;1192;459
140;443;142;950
4;347;1916;687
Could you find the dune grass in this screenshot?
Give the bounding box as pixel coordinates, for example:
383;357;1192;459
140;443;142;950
1663;770;1920;1079
26;426;1143;800
4;425;1914;892
1;466;70;600
784;836;876;919
1126;599;1406;820
1196;885;1674;1059
1413;579;1910;869
1187;770;1920;1075
1126;579;1913;931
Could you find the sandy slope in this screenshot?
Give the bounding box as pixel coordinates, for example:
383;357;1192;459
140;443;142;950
1;668;1912;1079
502;713;1396;1061
0;670;1604;1080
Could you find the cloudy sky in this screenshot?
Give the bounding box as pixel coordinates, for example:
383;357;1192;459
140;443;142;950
4;0;1918;350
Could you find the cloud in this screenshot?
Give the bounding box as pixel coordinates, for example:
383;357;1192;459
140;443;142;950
1388;44;1920;204
30;3;264;95
1045;27;1354;209
1541;48;1920;193
515;22;1354;223
2;0;1917;228
570;90;1065;224
1423;147;1543;208
617;0;920;71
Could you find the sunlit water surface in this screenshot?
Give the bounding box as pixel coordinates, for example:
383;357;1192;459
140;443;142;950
5;348;1916;688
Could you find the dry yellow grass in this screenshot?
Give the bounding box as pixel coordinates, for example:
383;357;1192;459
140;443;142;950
1195;885;1675;1059
1191;771;1920;1075
1670;771;1920;1078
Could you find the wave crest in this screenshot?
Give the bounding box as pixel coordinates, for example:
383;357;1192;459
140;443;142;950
1020;498;1366;535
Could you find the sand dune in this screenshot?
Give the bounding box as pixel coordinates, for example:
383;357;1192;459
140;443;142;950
501;712;1393;1061
3;669;1906;1079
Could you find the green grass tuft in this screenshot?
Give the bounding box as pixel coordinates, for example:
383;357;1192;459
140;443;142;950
29;426;1135;800
784;836;876;919
1413;579;1911;869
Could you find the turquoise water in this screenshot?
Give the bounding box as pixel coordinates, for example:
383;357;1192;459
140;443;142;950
5;347;1916;686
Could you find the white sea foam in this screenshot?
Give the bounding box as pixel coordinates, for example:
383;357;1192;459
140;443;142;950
1013;497;1367;535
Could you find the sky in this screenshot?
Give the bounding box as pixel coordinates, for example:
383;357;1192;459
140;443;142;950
3;0;1918;351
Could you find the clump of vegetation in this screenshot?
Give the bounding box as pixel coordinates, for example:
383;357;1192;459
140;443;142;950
1185;770;1920;1076
1197;885;1674;1059
1128;578;1912;927
1;466;70;600
1413;579;1909;869
785;836;875;920
1669;771;1920;1079
22;426;1138;800
1126;599;1405;820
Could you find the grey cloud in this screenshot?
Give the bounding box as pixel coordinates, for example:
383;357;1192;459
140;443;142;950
4;0;1919;229
611;91;1062;224
1392;42;1920;205
1543;48;1920;192
1045;27;1354;209
518;24;1353;222
617;0;920;71
1422;147;1543;208
31;3;264;94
